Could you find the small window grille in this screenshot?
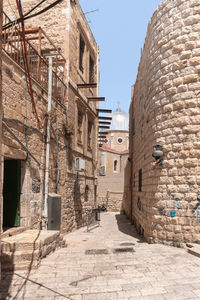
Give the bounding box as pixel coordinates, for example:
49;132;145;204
89;56;95;83
114;160;118;171
138;169;142;192
79;35;85;72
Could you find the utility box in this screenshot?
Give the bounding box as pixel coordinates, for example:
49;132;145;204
75;157;86;171
47;193;61;230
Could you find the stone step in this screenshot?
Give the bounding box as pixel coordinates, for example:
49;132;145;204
1;260;39;271
1;227;27;239
2;249;41;262
187;243;200;258
2;230;60;251
1;230;65;271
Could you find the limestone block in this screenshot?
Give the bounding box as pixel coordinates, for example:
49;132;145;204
174;225;182;233
184;15;199;26
188;82;200;91
173;77;183;86
173;44;185;53
173;100;185;109
163;104;173;112
183;125;199;134
168;167;178;176
185;193;197;201
185;41;196;50
180;51;191;60
189;57;200;66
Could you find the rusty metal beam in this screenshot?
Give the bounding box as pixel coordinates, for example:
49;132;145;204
97;109;112;113
7;36;45;42
98;121;111;125
98;132;108;135
98;126;110;129
88;97;105;102
78;83;97;88
98;116;112;120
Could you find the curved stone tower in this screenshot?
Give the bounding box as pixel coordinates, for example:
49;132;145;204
128;0;200;244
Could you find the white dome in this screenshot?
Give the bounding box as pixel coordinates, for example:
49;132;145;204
109;108;129;131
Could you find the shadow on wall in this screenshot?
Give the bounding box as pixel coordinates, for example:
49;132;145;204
1;230;41;299
1;244;15;299
122;159;131;218
1;230;71;299
74;171;83;228
115;213;145;243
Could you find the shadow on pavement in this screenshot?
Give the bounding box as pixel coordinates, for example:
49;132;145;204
0;242;15;300
115;213;146;243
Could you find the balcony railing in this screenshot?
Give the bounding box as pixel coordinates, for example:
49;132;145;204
2;11;67;102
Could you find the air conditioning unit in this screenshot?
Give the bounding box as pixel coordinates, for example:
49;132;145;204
75;157;86;171
99;166;105;176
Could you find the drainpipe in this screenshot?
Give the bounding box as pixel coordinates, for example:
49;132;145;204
130;85;134;222
55;121;59;194
0;1;2;278
43;57;53;224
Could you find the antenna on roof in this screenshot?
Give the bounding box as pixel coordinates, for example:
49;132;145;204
117;101;120;111
84;9;99;15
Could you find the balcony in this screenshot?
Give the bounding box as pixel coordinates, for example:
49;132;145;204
2;12;67;103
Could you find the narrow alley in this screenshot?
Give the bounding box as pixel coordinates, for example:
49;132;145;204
1;212;200;300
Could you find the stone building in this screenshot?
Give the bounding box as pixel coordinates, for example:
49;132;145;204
0;0;3;277
1;0;100;238
124;0;200;244
98;107;129;211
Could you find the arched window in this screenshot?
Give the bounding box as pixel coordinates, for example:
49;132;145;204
114;160;118;171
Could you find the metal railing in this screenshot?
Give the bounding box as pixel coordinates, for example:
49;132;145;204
87;208;100;231
2;12;67;102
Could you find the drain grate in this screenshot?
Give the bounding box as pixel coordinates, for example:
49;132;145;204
85;249;108;255
113;247;135;253
120;242;135;246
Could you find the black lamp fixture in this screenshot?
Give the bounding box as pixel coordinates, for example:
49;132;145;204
152;144;164;165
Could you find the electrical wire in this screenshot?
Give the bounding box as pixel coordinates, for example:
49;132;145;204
3;0;63;30
3;0;47;29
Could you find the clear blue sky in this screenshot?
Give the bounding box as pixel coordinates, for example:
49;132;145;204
79;0;162;114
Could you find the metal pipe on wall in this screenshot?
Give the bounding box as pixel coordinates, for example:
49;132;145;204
130;85;134;223
43;57;53;221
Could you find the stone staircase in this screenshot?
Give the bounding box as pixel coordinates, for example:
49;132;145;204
1;230;66;271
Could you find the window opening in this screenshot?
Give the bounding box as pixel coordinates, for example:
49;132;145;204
89;56;95;83
114;160;118;171
138;169;142;192
88;120;93;149
78;109;83;144
85;185;89;202
79;35;85;72
117;137;123;144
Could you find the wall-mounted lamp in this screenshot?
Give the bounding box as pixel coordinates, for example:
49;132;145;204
152;144;164;165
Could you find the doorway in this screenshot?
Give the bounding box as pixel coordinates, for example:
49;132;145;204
3;159;21;228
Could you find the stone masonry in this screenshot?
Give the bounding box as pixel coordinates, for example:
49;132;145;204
124;0;200;244
2;0;99;234
3;213;200;300
98;109;129;212
0;0;3;278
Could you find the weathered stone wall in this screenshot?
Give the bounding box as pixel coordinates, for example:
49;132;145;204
0;0;3;278
126;0;200;244
104;131;129;153
2;0;99;233
98;172;125;212
123;159;131;219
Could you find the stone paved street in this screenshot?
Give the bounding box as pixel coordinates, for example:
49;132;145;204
1;212;200;300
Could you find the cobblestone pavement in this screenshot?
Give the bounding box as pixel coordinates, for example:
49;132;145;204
1;212;200;300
